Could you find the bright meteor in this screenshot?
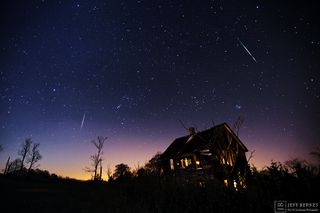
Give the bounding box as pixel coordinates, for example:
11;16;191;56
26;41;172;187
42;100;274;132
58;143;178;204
237;38;257;63
80;112;86;130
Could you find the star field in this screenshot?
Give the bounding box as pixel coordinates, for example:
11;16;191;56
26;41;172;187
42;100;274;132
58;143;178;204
0;0;319;179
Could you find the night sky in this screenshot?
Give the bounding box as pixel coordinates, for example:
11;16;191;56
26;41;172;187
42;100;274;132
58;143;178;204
0;0;319;180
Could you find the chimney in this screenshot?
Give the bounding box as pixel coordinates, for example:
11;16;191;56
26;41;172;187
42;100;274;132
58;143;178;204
188;127;196;135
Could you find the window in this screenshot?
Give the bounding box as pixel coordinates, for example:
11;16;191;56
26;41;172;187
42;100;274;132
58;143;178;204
233;180;237;190
180;158;192;168
170;159;174;170
195;160;202;169
184;158;191;167
222;158;225;164
180;159;185;168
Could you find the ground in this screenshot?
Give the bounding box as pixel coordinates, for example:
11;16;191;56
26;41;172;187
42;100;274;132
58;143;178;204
1;172;319;213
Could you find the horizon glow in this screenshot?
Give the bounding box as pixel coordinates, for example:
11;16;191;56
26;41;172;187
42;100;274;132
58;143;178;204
0;1;319;180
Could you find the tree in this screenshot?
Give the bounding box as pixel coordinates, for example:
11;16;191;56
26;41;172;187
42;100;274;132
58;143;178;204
113;163;132;180
310;147;320;163
310;147;320;176
18;138;32;171
86;136;107;180
233;116;244;136
4;157;10;174
106;166;113;181
27;143;42;171
7;159;22;174
144;152;162;175
264;161;289;179
285;158;318;178
0;144;3;153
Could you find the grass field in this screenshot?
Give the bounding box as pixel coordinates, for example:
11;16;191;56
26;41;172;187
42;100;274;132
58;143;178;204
1;167;319;213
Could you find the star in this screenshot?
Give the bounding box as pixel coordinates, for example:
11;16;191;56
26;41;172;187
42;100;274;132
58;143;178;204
235;104;242;110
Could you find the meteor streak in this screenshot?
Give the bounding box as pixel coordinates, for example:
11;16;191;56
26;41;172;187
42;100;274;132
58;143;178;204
237;38;257;63
80;112;86;129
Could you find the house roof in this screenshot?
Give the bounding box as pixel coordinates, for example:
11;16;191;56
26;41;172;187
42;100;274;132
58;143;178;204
161;123;248;160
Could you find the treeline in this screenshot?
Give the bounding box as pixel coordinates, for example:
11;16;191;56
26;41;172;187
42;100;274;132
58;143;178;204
101;154;320;212
2;138;42;176
1;144;319;212
1;137;319;213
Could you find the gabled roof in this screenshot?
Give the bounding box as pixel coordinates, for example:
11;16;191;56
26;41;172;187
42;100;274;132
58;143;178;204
222;123;248;152
160;135;189;160
161;123;248;160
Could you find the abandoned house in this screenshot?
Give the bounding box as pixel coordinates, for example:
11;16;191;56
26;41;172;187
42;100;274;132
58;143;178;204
160;123;250;188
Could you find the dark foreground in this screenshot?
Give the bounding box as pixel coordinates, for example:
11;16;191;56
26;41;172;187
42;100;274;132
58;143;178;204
1;170;319;213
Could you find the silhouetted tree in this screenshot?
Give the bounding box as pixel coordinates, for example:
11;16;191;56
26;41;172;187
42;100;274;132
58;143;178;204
106;166;113;181
7;158;22;174
310;147;320;176
0;144;3;153
18;138;32;171
86;136;107;180
233;116;244;136
113;163;132;180
136;167;147;177
285;158;318;179
265;161;288;176
144;152;162;175
310;147;320;163
4;156;10;174
27;143;42;171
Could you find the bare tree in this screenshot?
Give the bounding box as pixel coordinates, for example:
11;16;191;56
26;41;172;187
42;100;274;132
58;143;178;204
99;161;103;180
211;119;215;128
7;159;22;173
27;143;42;171
178;119;189;131
86;136;107;180
233;116;244;136
243;150;255;177
4;156;10;174
179;119;199;136
106;165;113;181
18;138;32;171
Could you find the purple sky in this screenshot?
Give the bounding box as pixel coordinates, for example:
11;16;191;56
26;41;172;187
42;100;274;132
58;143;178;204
0;0;319;179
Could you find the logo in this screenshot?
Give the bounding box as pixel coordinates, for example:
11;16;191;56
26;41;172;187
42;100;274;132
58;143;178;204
274;200;319;212
274;200;287;213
